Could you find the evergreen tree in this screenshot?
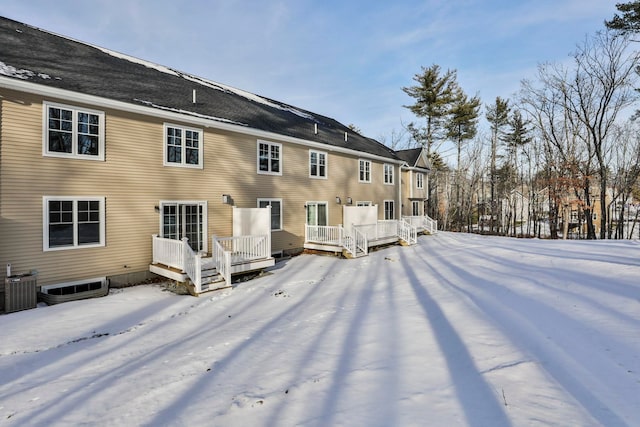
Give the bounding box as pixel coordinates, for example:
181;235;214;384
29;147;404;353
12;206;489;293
402;64;459;155
606;1;640;35
446;88;481;231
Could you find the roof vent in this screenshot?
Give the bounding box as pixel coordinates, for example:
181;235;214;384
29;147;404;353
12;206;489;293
192;89;197;104
344;131;348;142
314;123;318;135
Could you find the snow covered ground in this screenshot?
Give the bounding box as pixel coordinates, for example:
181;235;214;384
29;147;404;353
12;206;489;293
1;232;639;426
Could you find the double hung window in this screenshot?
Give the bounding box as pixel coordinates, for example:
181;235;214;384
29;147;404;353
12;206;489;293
384;164;394;185
309;150;327;178
44;102;104;160
164;124;203;168
44;197;105;250
416;173;424;189
359;159;371;183
258;140;282;175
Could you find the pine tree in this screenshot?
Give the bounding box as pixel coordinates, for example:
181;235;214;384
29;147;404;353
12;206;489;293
402;64;459;155
606;1;640;35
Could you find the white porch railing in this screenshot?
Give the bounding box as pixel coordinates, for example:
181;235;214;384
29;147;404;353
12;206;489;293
354;220;398;241
213;238;231;287
182;238;202;291
424;215;438;234
402;215;438;234
152;235;185;270
398;219;417;245
305;225;344;246
212;234;270;287
152;234;203;290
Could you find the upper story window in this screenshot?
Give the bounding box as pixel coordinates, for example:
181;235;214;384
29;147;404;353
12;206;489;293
258;140;282;175
416;172;424;189
309;150;327;178
359;159;371;183
384;164;394;185
44;102;105;160
43;196;105;251
164;124;203;168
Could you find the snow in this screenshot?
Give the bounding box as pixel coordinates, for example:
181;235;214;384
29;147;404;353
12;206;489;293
94;46;318;121
1;232;638;426
0;61;51;80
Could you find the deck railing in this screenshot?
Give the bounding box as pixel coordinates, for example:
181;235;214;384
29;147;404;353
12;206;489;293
213;238;232;287
398;219;417;245
152;234;185;270
212;234;270;286
424;215;438;234
402;215;438;234
152;234;202;290
305;225;344;246
354;220;399;241
182;238;202;291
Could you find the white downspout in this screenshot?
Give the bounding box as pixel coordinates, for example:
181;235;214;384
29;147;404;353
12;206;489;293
398;164;402;220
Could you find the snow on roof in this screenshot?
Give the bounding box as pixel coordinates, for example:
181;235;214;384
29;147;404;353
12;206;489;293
0;60;51;80
134;99;249;126
95;46;318;122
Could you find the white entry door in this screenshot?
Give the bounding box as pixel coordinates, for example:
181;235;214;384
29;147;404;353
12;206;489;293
160;201;207;252
306;202;328;226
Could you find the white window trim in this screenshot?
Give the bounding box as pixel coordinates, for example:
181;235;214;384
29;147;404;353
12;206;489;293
163;123;204;169
416;172;424;189
309;150;328;179
258;198;283;231
43;101;105;161
412;201;420;216
384;199;395;220
257;140;283;176
159;200;208;253
359;159;371;183
383;163;394;185
43;196;106;251
305;201;329;226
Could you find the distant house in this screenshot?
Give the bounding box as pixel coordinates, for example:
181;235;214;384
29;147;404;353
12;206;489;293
0;16;432;298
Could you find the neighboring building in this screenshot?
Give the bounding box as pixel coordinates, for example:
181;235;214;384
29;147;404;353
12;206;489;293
0;17;431;296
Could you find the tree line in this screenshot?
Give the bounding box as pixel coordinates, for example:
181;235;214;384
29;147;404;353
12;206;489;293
399;2;640;239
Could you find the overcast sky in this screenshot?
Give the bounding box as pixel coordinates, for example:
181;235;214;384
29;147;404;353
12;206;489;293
2;0;620;149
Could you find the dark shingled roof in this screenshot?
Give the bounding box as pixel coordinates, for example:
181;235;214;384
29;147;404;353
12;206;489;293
0;16;400;161
396;147;431;170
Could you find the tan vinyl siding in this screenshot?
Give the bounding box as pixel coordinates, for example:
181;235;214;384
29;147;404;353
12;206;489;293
1;88;400;286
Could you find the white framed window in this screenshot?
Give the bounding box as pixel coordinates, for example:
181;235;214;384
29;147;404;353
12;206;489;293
383;164;394;185
160;201;208;252
258;198;283;231
306;202;328;226
309;150;327;178
164;124;203;168
412;201;420;216
356;201;372;207
43;102;105;160
43;196;105;251
359;159;371;183
258;140;282;175
416;172;424;189
384;200;395;220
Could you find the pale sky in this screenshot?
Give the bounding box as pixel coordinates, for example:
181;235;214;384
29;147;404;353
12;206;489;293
2;0;620;150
